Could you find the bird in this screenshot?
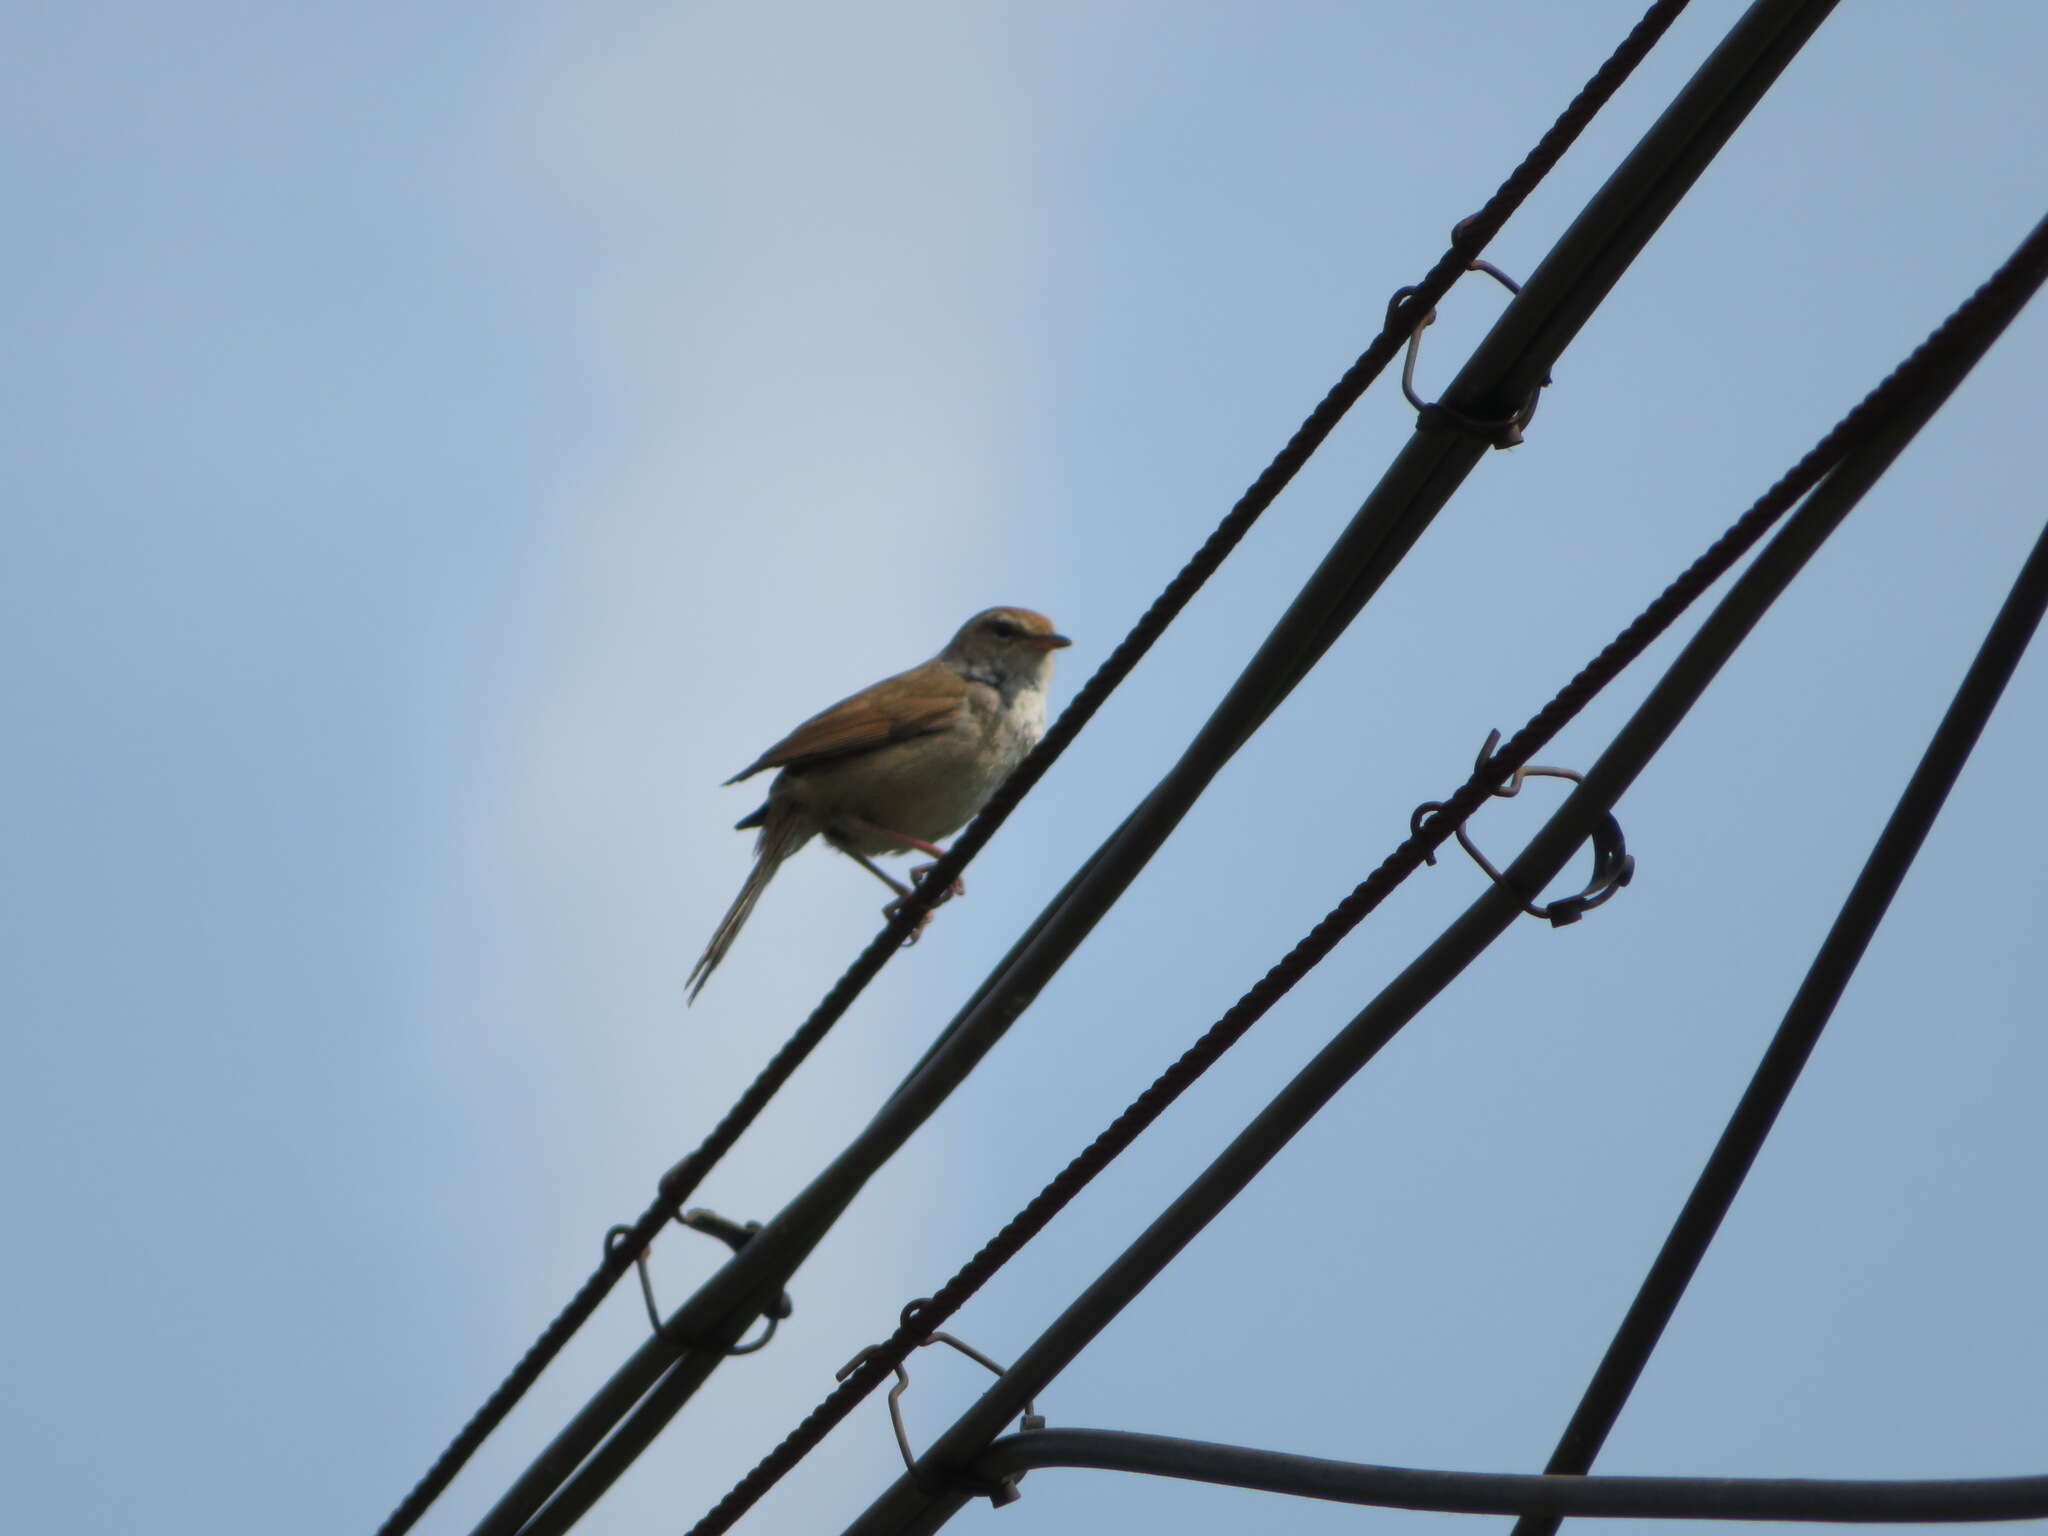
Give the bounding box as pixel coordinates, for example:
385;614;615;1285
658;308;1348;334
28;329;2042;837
686;606;1071;1002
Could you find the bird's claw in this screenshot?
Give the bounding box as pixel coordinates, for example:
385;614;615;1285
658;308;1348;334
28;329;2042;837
882;865;964;947
909;862;966;904
882;897;936;947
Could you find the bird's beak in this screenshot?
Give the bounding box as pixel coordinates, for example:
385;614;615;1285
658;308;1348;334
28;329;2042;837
1029;633;1072;652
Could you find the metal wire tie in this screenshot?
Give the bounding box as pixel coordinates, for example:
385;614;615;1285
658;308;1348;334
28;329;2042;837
1412;729;1635;926
603;1210;793;1357
839;1302;1046;1507
1389;217;1548;448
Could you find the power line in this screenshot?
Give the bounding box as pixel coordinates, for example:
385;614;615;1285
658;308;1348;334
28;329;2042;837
681;195;2048;1536
383;4;2048;1534
971;1427;2048;1521
360;8;1705;1536
373;5;1696;1529
821;207;2048;1536
468;0;1826;1528
1508;428;2048;1536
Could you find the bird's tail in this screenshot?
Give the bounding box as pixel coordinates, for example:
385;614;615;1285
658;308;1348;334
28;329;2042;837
687;806;813;1003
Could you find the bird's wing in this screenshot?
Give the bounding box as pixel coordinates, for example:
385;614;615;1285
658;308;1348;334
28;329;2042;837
723;666;964;784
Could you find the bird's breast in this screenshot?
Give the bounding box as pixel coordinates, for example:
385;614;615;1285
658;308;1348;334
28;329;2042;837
785;681;1048;853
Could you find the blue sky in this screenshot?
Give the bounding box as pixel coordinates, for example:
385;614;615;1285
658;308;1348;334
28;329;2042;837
4;4;2046;1535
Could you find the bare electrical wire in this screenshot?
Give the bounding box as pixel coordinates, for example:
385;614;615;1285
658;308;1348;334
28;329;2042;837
684;208;2048;1536
369;6;1700;1534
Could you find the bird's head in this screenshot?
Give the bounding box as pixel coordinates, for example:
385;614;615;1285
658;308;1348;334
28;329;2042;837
945;606;1071;687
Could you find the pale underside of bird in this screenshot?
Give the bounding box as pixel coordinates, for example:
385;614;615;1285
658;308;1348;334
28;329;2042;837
686;606;1070;1002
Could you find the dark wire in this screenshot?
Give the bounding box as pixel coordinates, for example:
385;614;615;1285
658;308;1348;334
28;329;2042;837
471;0;1774;1525
677;208;2048;1536
1509;477;2048;1536
471;1;1835;1526
833;209;2048;1536
369;6;1698;1533
975;1427;2048;1522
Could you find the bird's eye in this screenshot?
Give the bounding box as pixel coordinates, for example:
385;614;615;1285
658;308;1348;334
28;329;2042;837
987;619;1020;638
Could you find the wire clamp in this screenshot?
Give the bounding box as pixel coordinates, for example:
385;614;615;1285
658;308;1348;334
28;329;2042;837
603;1211;793;1357
1412;729;1634;926
839;1303;1045;1507
1389;219;1548;448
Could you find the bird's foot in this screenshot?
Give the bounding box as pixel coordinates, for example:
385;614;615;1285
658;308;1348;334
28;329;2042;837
909;862;966;903
882;895;936;946
881;866;964;947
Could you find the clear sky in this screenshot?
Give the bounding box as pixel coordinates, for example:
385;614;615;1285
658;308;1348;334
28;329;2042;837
4;4;2046;1535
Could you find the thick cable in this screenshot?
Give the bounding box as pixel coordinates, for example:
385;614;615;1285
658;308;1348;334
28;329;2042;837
689;208;2048;1536
1509;493;2048;1536
973;1428;2048;1522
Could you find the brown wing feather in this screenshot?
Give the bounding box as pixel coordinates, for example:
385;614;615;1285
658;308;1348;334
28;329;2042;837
723;670;962;784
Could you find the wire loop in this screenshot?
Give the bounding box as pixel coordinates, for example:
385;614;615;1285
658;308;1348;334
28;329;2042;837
1392;220;1549;447
603;1215;792;1357
1412;730;1635;926
839;1316;1043;1507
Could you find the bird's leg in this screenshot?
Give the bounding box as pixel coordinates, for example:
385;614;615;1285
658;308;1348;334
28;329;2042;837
835;815;947;862
845;849;913;900
845;848;935;943
833;817;970;947
836;816;967;903
886;863;965;949
839;837;938;946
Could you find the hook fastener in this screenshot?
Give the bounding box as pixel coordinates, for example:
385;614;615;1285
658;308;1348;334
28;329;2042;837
1388;216;1548;448
603;1209;793;1357
1412;729;1635;926
840;1303;1045;1507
